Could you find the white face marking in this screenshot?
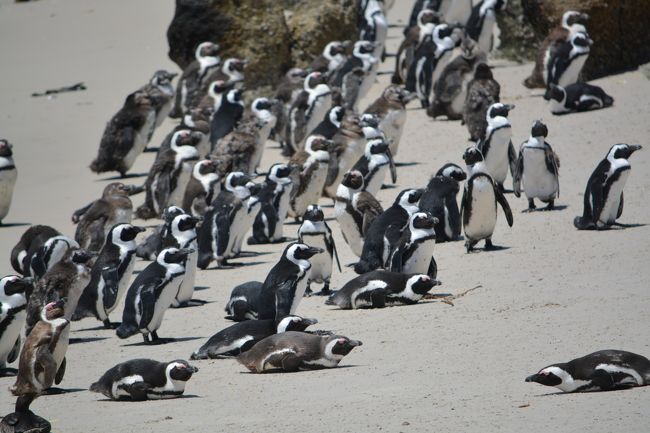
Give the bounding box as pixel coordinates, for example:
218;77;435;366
539;366;590;392
398;190;420;215
276;316;301;333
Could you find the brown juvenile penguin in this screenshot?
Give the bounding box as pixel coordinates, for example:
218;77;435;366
463;63;500;141
364;85;416;156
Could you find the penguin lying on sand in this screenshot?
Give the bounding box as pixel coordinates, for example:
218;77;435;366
546;82;613;115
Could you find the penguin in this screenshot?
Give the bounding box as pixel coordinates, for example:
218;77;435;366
298;205;341;296
526;350;650;392
160;214;200;308
326;271;438;309
309;105;345;141
364;85;415;156
135;206;185;261
334;170;383;257
90;359;198;401
182;158;221;218
152;105;212;162
248;97;278;174
197;79;231;113
288;135;333;221
90;90;155;177
28;234;79;281
476;102;517;190
428;38;486;120
224;281;262;322
419;163;467;242
465;0;507;54
237;332;362;373
74;224;145;329
249;163;293;245
0;276;30;377
210;88;245;148
387;212;438;278
10;225;61;276
524;10;589;89
546;82;614;115
140;70;177;140
274;68;309;154
331;40;378;111
545;30;592;93
460;146;514;252
463;63;501;141
513;120;560;211
74;182;135;251
405;0;437;31
287;72;332;153
359;0;388;67
197;57;246;98
190;315;317;359
574;143;642;230
116;247;192;344
256;243;323;321
230;182;262;258
171;41;221;117
308;41;350;75
0;139;17;225
393;8;441;85
351;138;397;196
355;188;423;274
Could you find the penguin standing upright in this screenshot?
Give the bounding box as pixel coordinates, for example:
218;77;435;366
308;41;349;75
351;138;397;196
364;85;415;156
140;70;177;141
463;63;501;141
224;281;263;321
0;276;30;377
74;224;145;329
298;205;341;296
288;135;333;220
231;182;262;257
160;214;199;307
116;248;192;344
574;143;642;230
359;0;388;70
331;41;378;111
546;82;614;115
256;243;322;321
249;163;293;245
513;120;560;211
210;88;245;148
476;102;517;190
545;30;592;94
249;97;278;174
28;235;79;281
393;8;441;85
0;139;17;225
287;72;332;153
419;163;467;242
10;225;60;275
461;146;513;252
465;0;507;54
196;57;246;98
182;159;221;218
387;212;438;278
171;41;221;117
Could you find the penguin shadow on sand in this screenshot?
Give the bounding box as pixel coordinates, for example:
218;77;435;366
121;336;203;347
97;172;148;181
0;222;30;228
69;336;110;344
521;204;568;213
41;387;87;396
92;394;201;402
579;222;647;230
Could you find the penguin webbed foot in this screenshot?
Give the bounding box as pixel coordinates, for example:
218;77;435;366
522;199;536;213
465;240;478;253
542;200;555;211
103;319;120;330
147;332;171;345
1;410;51;433
308;283;332;297
573;216;596;230
0;367;18;377
484;239;506;251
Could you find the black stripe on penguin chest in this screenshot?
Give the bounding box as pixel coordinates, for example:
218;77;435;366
400;235;435;263
0;304;26;336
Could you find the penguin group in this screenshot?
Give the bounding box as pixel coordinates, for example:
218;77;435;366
0;1;648;432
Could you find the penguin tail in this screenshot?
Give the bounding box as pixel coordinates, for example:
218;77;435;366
573;216;596;230
603;95;614;107
135;204;158;220
89;159;104;174
354;257;380;275
115;323;137;339
324;294;337;306
190;350;208;361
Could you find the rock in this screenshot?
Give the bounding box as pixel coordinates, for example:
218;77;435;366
495;0;540;63
521;0;650;79
166;0;358;93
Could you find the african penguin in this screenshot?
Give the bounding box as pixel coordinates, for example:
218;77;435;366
182;158;221;218
387;211;438;278
419;163;467;242
28;234;79;281
140;70;177;141
224;281;262;322
476;102;517;190
545;30;592;94
0;276;30;377
547;82;614;115
288;135;333;221
331;40;378;111
10;225;60;276
135;206;185;261
393;8;442;85
210;88;245;148
438;0;473;26
465;0;507;54
0;139;17;225
364;85;415;157
308;41;350;75
249;163;293;245
351;138;397;196
171;41;221;117
463;63;501;141
287;72;332;153
161;214;200;307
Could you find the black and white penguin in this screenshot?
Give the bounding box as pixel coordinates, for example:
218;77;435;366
309;106;345;140
393;8;441;85
387;212;438;278
116;248;192;344
74;223;145;329
224;281;262;321
249;97;278;174
190;315;317;359
0;139;17;225
182;158;221;218
0;276;30;376
90;90;155;177
90;359;198;401
419;163;467;242
238;332;361;373
308;41;350;75
351;138;397;196
331;40;378;111
197;79;230;113
334;170;383;257
230;182;262;258
135;206;185;261
287;72;332;153
526;350;650;392
463;63;501;141
465;0;507;54
355;188;423;274
545;30;592;93
326;271;438;309
574;143;642;230
198;57;246;97
28;234;79;280
249;163;293;245
364;85;416;156
160;214;199;307
10;225;61;276
210;88;245;148
298;205;341;296
288;135;333;221
476;102;517;190
359;0;388;68
171;41;221;117
140;70;177;141
547;82;614;115
257;243;323;321
513;120;560;211
461;146;513;252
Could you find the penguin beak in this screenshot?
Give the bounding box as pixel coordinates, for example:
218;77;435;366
187;364;199;373
303;318;318;326
580;13;590;21
307;247;324;256
504;104;515;111
629;144;642;152
54;298;66;309
347;339;363;347
525;374;539;383
122;184;145;195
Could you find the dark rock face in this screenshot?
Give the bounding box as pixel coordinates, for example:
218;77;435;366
166;0;358;91
496;0;540;62
521;0;650;79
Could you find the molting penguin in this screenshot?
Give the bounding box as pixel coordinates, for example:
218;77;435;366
90;359;198;401
545;30;592;94
476;102;517;190
288;135;333;221
190;315;317;359
74;224;145;329
224;281;262;321
182;158;221;218
171;41;221;117
364;85;416;157
513;120;560;211
90;90;155;177
248;97;278;174
249;163;293;245
419;163;467;242
351;138;397;196
116;248;192;344
526;350;650;392
256;243;323;321
160;214;199;307
465;0;507;54
0;139;17;225
210;88;245;148
574;143;642;230
331;40;378;111
237;331;361;373
287;72;332;153
547;82;613;115
140;70;177;141
298;205;341;296
463;63;501;141
0;276;30;377
387;211;438;278
461;146;513;252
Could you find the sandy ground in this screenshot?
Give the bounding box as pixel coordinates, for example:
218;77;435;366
0;1;649;432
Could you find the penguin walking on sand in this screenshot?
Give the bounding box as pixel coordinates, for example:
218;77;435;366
160;214;200;307
257;243;323;321
224;281;262;321
545;30;592;94
288;135;333;221
526;350;650;392
465;0;507;54
0;276;30;377
0;139;17;225
419;163;467;242
90;90;155;177
463;63;501;141
116;248;192;344
351;138;397;196
90;359;198;401
170;41;221;117
249;163;293;245
513;120;560;212
298;205;341;296
355;188;423;274
334;170;383;257
387;211;438;278
461;146;513;252
547;82;614;115
287;72;332;153
210;88;245;148
182;158;221;218
574;143;642;230
74;224;145;329
476;102;517;190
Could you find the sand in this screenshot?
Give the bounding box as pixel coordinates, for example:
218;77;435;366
0;1;649;432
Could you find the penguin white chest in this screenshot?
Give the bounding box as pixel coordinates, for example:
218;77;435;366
293;162;328;216
335;200;363;257
0;168;17;220
598;168;630;226
124;110;156;172
559;54;588;87
289;271;310;314
147;275;183;333
52;326;70;371
483;127;511;184
0;309;25;364
381;109;406;154
478;11;497;53
273;190;291;240
521;148;559;200
306;94;332;133
302;234;331;283
174;246;197;305
402;238;435;275
168;162;194;207
464;179;497;240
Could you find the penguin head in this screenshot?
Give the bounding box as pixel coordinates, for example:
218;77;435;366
563;11;590;28
354;40;376;57
305;135;333;157
168;360;199;382
224;58;248;74
0;139;13;157
252;97;272;112
276;315;318;333
474;63;493;80
304;72;327;90
172;129;197;148
208;80;230;97
366;138;389;156
151;70;177;87
530;120;548;139
571;31;593;50
462;146;484;166
342;170;365;191
545;83;566;102
487;103;514;120
102;182;130;198
411;211;437;230
417;8;442;26
196;41;220;59
226;88;244;105
268;163;292;185
163;205;186;223
286;242;323;261
226;172;253;190
70;249;96;266
111;223;145;245
325;40;348;57
406;274;438;295
434;23;453;40
42;298;67;320
396;189;423;210
360;113;380;129
174;214;199;233
303;204;325;222
195;159;219;177
327;335;363;357
286;67;309;83
159;247;193;266
525;364;569;389
436;163;467;181
608;143;642;160
329;106;345;126
0;275;31;298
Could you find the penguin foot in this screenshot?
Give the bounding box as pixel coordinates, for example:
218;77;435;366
103;320;120;330
522;199;537;212
309;289;333;297
484;240;506;251
0;367;18;377
465;240;478;253
573;217;596;230
1;411;51;433
543;201;555;211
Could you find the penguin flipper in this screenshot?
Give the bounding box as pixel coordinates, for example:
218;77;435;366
138;288;156;332
324;223;341;273
55;357;66;385
545;145;560;197
617;192;624;219
274;280;298;321
71;201;94;224
121;380;151;401
495;186;514;227
263;349;301;372
508;140;518;180
513;149;524;198
588;368;616;391
370;289;387;308
427;256;438;280
7;337;20;364
101;266;121;311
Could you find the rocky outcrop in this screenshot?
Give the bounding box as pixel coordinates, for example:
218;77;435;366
166;0;358;92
